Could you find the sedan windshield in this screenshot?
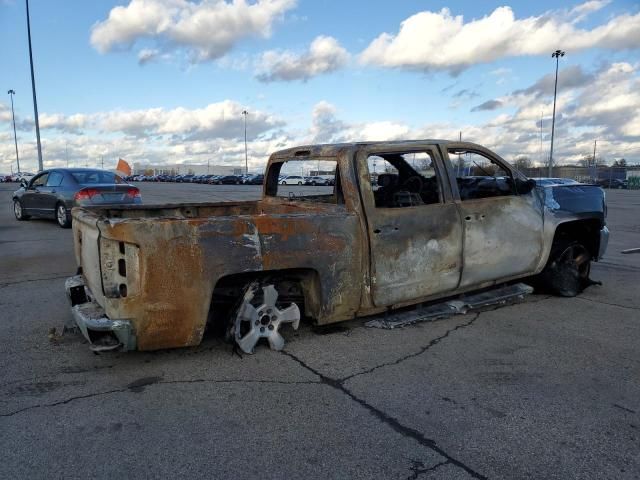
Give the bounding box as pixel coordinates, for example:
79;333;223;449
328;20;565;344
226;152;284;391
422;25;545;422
70;170;124;184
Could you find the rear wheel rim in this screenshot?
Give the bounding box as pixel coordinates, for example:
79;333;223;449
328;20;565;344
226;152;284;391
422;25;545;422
57;205;66;226
14;200;21;219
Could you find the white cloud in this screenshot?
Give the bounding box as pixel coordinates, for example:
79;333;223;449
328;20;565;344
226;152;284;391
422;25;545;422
308;101;344;143
307;101;410;143
12;101;283;141
359;3;640;73
138;48;161;65
569;0;610;23
3;66;640;174
38;113;89;133
0;103;11;123
97;100;284;139
256;35;349;82
308;60;640;164
91;0;297;63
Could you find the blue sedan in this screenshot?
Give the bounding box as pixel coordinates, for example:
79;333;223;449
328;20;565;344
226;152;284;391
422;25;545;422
12;168;142;228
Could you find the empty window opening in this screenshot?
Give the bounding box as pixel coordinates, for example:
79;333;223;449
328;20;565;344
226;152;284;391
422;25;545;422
266;158;342;204
449;149;515;200
369;152;442;208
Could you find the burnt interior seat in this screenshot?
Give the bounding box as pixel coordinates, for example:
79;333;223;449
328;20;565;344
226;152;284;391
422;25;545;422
375;174;400;207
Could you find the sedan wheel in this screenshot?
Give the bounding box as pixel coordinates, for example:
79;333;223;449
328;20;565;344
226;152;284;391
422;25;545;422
13;199;30;221
297;181;302;185
56;204;71;228
281;181;286;185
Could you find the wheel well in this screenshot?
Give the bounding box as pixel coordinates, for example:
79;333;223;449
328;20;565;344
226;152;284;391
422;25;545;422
206;268;322;336
551;219;601;260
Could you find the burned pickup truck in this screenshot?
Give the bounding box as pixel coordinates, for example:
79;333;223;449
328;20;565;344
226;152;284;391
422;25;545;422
65;141;608;353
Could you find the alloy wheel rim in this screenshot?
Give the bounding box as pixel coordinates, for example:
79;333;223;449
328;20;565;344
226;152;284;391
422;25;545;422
57;206;66;225
14;201;21;218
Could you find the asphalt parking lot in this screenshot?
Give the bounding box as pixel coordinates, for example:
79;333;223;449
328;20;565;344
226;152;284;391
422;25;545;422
1;182;638;479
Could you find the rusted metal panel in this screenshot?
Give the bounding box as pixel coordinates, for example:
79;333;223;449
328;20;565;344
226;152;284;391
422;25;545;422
353;143;464;306
363;203;463;306
77;196;364;349
456;195;544;288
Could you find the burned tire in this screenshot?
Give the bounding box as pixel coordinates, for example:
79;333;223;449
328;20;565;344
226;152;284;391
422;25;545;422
538;241;592;297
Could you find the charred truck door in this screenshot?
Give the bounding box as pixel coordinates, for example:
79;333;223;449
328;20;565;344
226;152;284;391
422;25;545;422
357;144;463;307
445;144;544;288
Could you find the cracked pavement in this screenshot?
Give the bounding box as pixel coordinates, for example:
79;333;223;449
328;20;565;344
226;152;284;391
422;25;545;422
1;183;639;479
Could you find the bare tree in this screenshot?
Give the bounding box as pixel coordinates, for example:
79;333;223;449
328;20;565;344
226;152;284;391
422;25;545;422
513;156;532;170
577;154;592;167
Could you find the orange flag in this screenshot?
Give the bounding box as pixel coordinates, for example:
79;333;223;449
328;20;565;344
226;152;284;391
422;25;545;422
116;158;132;176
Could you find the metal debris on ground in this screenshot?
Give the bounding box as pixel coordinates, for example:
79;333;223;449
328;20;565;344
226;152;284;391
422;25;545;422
365;283;533;329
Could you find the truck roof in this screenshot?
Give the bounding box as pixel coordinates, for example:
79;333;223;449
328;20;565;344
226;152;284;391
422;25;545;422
271;139;479;159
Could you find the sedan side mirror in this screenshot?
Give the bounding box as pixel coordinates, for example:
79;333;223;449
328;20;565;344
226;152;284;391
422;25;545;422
515;178;536;195
20;179;29;189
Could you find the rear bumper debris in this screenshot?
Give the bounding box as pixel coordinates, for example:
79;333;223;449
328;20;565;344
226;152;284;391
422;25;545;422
65;275;136;352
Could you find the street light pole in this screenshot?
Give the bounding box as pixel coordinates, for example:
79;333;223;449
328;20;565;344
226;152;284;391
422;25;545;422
242;110;248;174
7;89;21;173
592;139;597;182
548;49;565;177
25;0;43;172
539;110;543;167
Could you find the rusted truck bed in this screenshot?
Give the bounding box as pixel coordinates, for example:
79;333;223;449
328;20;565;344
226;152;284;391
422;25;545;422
69;196;363;350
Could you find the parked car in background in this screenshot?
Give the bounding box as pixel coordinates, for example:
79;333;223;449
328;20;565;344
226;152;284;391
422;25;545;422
531;178;580;186
10;172;36;183
280;175;305;185
597;178;627;189
0;174;11;182
219;175;243;184
304;176;330;186
245;174;264;185
12;168;141;228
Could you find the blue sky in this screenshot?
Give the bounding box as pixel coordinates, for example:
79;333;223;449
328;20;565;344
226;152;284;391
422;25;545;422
1;0;639;173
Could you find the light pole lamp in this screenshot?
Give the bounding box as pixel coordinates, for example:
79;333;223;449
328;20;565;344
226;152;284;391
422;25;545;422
242;110;248;174
548;49;565;177
7;89;21;173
